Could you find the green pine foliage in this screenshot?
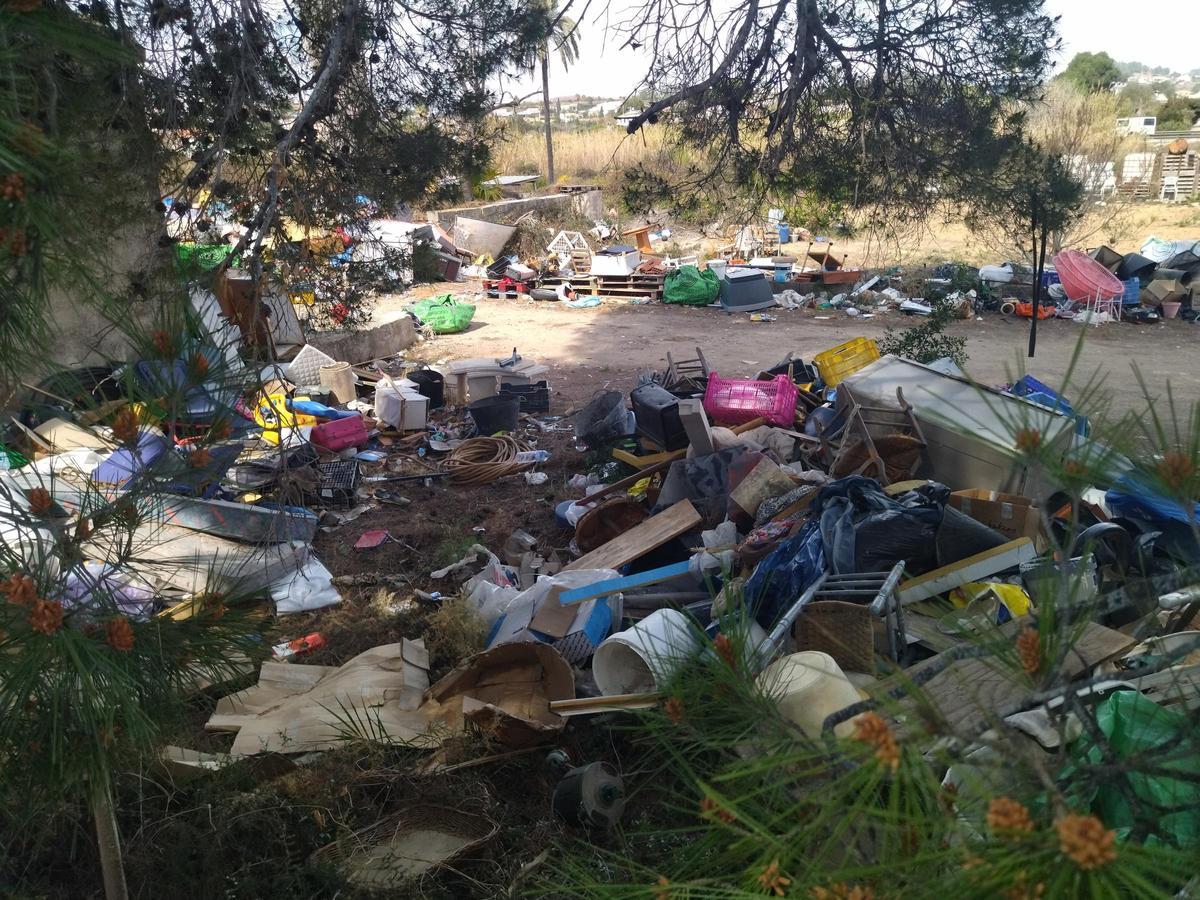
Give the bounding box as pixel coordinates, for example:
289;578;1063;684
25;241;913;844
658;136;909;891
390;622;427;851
878;302;969;368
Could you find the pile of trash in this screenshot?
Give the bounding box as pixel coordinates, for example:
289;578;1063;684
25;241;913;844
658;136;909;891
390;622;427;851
361;337;1200;851
10;294;1199;884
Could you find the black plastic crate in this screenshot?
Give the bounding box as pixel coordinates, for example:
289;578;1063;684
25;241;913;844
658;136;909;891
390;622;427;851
499;380;550;413
313;460;360;509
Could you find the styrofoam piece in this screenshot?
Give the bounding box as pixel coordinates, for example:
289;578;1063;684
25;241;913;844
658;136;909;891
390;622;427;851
285;344;337;387
592;609;702;695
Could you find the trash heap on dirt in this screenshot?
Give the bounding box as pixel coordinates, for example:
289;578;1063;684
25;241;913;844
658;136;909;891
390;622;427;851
445;211;1200;331
7;270;1200;886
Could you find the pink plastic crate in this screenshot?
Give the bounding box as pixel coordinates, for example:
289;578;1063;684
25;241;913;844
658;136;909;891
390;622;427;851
703;373;798;426
310;414;368;451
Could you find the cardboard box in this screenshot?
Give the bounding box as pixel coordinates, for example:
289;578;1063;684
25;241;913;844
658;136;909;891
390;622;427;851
949;488;1042;544
1144;277;1185;304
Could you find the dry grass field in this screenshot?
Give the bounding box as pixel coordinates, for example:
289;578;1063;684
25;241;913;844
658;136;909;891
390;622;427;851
492;122;1200;266
493;124;667;180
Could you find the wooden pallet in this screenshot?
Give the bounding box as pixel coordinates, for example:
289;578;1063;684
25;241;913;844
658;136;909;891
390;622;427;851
541;274;664;300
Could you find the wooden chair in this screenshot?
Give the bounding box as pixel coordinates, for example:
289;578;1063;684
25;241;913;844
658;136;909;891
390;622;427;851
660;347;710;395
796;386;927;486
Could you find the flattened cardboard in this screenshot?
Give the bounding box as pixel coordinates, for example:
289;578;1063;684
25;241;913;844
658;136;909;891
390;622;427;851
730;456;796;518
423;643;574;748
207;640;431;755
528;586;576;639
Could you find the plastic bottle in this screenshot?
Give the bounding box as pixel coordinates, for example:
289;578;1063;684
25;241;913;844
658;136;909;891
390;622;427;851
515;450;550;463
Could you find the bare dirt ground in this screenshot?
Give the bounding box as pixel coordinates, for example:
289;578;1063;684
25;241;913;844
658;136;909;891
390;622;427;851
382;288;1200;421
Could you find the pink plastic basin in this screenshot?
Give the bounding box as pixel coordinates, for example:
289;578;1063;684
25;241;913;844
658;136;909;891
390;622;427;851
1053;249;1124;302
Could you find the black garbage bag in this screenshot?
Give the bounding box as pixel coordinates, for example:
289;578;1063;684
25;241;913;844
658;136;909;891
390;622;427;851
812;475;947;575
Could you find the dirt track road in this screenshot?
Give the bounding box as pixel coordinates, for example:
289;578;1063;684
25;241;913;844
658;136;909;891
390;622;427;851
379;289;1200;424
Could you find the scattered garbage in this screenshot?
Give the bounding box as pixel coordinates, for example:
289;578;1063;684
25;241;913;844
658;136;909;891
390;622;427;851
12;210;1200;898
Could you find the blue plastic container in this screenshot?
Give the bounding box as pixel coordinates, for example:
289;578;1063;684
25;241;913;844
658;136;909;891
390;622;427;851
1121;277;1140;306
778;223;791;243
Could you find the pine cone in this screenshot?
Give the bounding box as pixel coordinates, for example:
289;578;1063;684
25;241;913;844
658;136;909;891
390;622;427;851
1016;627;1041;676
28;598;63;635
105;616;135;652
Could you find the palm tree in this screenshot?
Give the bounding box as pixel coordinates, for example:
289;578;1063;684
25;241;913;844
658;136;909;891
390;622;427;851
536;5;579;185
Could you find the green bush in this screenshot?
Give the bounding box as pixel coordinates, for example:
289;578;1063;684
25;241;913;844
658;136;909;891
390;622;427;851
879;301;968;367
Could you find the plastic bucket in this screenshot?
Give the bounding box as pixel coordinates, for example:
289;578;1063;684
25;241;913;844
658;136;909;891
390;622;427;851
468;395;520;434
407;369;445;409
707;259;727;280
756;651;863;738
593;609;702;696
319;361;356;404
1162;301;1182;319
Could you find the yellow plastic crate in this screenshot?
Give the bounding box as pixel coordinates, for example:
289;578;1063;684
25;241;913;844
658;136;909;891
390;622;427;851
814;337;880;387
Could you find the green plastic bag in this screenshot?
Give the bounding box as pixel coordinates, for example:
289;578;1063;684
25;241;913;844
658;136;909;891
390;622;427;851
409;294;476;334
172;243;237;281
1066;689;1200;848
663;265;720;306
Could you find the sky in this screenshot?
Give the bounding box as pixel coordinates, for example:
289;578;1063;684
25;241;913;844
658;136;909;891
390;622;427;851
503;0;1200;102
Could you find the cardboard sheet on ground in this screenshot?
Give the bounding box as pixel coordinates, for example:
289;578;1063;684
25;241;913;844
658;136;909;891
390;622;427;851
207;641;431;755
422;643;574;748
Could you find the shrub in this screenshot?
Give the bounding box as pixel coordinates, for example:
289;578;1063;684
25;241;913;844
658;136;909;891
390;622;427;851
879;301;968;367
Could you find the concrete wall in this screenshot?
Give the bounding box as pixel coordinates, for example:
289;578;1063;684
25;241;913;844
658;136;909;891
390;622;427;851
429;190;603;229
306;312;417;365
36;222;164;376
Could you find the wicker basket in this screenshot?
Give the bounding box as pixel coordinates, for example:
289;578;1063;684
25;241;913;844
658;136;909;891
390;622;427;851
310;803;499;887
792;600;876;673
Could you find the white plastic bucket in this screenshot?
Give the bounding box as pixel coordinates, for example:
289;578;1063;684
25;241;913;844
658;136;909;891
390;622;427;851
593;609;702;696
757;651;863;739
707;259;727;280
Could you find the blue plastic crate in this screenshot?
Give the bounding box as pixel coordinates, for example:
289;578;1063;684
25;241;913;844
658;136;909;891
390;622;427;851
1122;277;1141;306
1011;374;1059;400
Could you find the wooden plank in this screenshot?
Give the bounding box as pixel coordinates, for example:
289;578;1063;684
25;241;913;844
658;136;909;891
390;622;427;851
549;692;661;716
565;499;701;572
898;538;1037;605
878;621;1136;737
903;610;963;653
558;560;692;606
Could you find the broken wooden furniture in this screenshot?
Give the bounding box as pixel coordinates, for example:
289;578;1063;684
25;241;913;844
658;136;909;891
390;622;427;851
621;225;654;254
796;386;928;486
659;346;710;395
